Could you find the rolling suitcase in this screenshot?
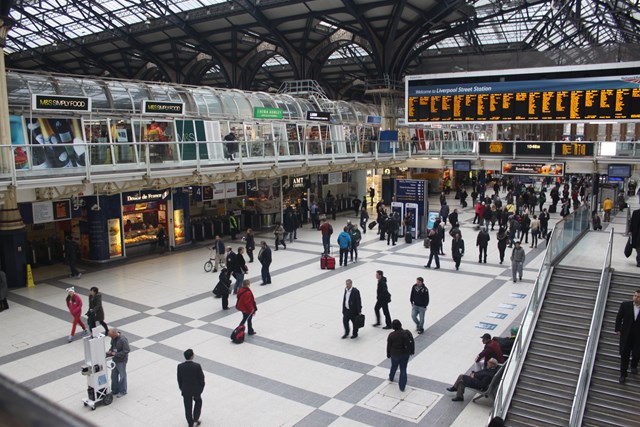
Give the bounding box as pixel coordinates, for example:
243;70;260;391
405;233;413;244
320;255;336;270
548;204;557;213
368;221;377;230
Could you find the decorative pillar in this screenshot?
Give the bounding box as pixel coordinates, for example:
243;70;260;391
0;15;27;287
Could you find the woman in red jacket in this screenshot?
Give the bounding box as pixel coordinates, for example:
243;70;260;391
65;287;87;342
236;280;257;336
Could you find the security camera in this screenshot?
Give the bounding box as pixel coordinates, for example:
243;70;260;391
91;204;101;211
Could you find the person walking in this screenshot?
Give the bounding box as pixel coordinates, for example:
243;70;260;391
496;227;508;264
452;232;465;271
0;270;8;311
615;289;640;383
212;235;226;273
410;277;429;334
228;213;239;240
65;287;88;342
387;319;414;392
359;206;369;233
225;246;236;285
245;228;255;263
64;234;81;279
603;196;614;222
214;268;232;309
309;201;319;230
511;240;526;282
177;349;205;427
373;270;392;329
273;221;286;250
107;328;130;398
530;215;540;248
87;286;108;336
424;227;441;269
630;208;640;267
283;207;298;243
369;186;375;206
236;279;257;336
348;224;361;262
476;227;490;264
258;241;272;286
319;218;333;255
233;247;247;294
337;226;352;267
386;212;399;246
342;279;362;339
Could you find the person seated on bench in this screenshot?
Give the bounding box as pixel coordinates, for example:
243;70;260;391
476;333;504;369
446;358;499;402
495;326;519;358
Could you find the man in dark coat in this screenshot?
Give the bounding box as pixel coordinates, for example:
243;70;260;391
424;227;441;269
64;234;81;278
373;270;392;329
476;227;490;264
452;232;465;271
177;349;205;427
630;209;640;267
386;213;399;246
87;286;108;335
258;241;272;286
615;290;640;383
342;279;362;339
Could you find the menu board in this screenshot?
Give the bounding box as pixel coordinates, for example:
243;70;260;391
407;75;640;123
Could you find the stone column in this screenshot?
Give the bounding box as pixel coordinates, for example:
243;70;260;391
0;15;28;287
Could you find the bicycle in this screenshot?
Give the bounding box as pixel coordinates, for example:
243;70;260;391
204;248;216;272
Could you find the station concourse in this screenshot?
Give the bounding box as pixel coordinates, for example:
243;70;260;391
0;184;634;427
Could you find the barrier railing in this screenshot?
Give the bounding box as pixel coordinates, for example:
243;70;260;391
1;137;410;187
568;228;614;426
490;205;591;422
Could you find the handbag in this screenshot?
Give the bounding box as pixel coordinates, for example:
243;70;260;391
354;313;365;328
624;237;633;258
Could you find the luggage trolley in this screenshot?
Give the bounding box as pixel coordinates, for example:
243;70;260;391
81;332;113;410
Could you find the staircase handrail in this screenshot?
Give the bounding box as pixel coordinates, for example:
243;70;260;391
489;205;591;423
568;228;614;426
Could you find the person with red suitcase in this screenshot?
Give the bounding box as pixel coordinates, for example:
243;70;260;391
236;279;257;336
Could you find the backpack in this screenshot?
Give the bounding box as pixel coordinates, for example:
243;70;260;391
231;324;245;344
403;330;415;355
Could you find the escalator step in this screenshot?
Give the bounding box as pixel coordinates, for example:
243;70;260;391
506;402;569;426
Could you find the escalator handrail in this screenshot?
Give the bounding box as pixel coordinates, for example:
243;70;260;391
568;228;614;427
489;205;591;423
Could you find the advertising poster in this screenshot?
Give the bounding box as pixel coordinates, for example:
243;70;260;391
501;161;565;176
427;211;440;230
108;218;123;258
10;115;28;170
24;117;86;168
174;209;185;245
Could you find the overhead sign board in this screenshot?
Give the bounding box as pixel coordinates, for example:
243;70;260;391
556;142;594;157
254;107;283;119
501;161;565;177
32;94;92;112
306;111;331;122
142;100;185;115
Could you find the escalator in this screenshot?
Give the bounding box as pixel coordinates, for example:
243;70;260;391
581;271;640;427
505;266;602;427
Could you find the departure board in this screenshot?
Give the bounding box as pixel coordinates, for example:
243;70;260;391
406;75;640;123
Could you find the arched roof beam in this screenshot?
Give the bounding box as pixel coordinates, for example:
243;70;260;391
390;0;468;78
69;0;171;81
144;0;233;82
11;6;122;77
339;0;384;71
230;0;300;78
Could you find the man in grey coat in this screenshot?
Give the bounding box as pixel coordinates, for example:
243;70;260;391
510;240;526;282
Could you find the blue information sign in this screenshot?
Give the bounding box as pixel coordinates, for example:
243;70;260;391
395;179;426;217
